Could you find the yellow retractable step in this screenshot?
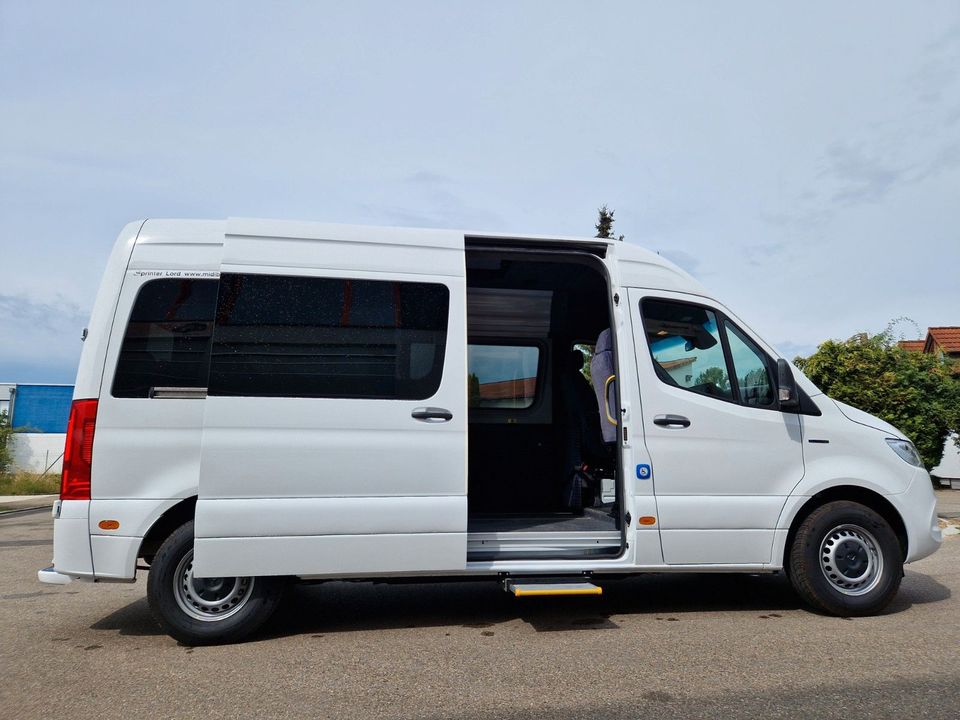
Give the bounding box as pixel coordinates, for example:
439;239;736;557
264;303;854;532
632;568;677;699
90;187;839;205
505;580;602;597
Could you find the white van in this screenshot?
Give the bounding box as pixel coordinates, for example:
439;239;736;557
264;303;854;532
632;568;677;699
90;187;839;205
39;218;942;644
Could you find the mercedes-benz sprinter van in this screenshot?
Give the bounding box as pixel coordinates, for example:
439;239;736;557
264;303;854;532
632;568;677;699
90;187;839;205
39;218;942;644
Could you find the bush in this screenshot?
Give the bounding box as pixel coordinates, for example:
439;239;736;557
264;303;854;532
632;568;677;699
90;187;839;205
0;471;61;496
0;412;13;475
795;333;960;470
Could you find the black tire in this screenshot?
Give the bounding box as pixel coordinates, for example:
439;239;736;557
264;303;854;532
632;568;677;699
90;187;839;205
146;520;285;645
788;500;902;617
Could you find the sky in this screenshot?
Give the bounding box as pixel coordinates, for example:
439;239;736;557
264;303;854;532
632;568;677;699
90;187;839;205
2;2;959;383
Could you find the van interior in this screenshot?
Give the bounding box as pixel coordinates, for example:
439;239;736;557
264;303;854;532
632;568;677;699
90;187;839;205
465;243;623;560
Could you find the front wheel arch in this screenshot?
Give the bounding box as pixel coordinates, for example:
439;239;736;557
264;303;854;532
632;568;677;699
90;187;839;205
783;486;907;571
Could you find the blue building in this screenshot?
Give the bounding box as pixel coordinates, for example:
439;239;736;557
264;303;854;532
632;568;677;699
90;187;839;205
5;384;74;433
1;384;74;474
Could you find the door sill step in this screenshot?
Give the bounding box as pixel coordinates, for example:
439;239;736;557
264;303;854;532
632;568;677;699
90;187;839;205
504;579;602;597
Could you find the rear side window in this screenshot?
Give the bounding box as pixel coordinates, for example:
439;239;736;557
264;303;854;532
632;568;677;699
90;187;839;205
208;273;449;399
112;279;219;398
468;344;539;408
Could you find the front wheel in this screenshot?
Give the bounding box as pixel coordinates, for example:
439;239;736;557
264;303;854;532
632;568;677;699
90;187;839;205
788;500;903;616
147;520;284;644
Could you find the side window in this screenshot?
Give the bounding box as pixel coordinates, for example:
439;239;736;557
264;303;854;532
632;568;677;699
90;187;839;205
468;344;539;409
112;279;219;398
640;298;733;401
724;321;775;407
208;274;449;399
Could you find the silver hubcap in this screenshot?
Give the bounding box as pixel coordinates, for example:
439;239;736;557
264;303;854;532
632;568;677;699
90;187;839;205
819;524;884;596
173;549;254;622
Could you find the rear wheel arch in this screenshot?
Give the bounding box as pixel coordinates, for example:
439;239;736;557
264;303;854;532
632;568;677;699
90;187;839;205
783;485;908;569
138;496;197;565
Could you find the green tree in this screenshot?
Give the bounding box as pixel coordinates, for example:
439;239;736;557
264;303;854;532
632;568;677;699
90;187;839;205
0;412;13;475
795;332;960;470
595;205;624;241
695;366;730;392
574;343;594;384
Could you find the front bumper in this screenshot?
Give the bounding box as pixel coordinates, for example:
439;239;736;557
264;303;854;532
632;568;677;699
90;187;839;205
892;469;942;563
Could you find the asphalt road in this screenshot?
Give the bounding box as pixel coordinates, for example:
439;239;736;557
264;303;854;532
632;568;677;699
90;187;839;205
2;509;958;720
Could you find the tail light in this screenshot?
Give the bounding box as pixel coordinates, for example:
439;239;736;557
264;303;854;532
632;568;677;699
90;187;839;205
60;399;98;501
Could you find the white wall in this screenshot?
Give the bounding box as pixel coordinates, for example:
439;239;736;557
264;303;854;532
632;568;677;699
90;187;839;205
11;433;66;473
0;383;14;418
932;433;960;481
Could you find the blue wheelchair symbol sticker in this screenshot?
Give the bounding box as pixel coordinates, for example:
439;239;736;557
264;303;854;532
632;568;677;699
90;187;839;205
636;464;651;480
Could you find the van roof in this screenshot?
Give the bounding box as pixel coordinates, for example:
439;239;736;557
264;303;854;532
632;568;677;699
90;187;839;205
133;218;706;296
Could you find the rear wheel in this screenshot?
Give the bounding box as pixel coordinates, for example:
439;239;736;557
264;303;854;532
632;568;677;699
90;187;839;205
788;500;902;616
147;520;284;644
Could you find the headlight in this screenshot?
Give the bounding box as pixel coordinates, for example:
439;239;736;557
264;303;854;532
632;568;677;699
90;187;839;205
886;438;923;467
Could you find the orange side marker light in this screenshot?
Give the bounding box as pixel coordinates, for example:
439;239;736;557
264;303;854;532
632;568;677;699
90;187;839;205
638;516;657;526
98;520;120;531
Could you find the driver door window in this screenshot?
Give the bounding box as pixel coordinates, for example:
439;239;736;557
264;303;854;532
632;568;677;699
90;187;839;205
725;322;775;407
641;298;732;401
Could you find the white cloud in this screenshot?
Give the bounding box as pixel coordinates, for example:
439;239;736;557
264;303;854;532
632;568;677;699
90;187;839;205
1;2;958;383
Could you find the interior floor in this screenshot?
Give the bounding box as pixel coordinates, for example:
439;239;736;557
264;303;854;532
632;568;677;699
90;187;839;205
468;506;618;534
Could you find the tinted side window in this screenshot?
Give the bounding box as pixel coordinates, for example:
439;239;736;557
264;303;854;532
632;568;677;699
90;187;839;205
725;321;775;407
112;279;219;398
208;274;449;399
640;298;733;401
468;344;539;408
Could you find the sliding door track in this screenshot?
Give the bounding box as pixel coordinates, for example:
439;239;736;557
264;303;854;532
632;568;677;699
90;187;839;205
467;530;622;561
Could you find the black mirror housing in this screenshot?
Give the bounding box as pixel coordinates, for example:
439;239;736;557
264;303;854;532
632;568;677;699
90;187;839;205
777;358;800;410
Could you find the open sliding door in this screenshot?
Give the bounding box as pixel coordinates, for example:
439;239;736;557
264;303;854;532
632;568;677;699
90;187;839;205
193;219;467;578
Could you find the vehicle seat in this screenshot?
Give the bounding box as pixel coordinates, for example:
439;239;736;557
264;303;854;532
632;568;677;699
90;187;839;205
590;329;617;443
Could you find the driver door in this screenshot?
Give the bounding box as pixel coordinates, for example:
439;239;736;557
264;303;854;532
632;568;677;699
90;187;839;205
628;289;804;565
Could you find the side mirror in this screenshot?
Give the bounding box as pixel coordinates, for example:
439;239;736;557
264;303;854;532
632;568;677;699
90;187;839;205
777;358;800;410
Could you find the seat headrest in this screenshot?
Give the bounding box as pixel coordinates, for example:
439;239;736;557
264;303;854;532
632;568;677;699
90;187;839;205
595;328;612;354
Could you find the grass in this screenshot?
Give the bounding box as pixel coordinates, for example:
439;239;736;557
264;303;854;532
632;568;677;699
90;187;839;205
0;471;61;496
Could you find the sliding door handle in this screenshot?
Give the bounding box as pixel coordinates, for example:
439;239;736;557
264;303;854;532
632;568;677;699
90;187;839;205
653;414;691;428
412;407;453;423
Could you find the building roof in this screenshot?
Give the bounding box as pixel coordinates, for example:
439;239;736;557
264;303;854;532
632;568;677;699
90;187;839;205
477;377;537;401
897;340;925;352
925;327;960;354
659;357;697;370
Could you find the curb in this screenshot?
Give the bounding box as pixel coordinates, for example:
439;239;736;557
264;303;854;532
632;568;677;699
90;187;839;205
0;505;51;517
0;495;57;516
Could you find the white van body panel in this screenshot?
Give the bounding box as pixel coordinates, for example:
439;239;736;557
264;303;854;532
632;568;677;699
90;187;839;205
770;398;942;564
54;220;142;581
53;500;94;579
94;220;224;502
45;218;941;586
73;221;143;399
86;220;225;579
193;219;469;578
615;244;709;298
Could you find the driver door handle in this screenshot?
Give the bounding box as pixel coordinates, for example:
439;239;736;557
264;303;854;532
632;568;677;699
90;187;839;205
411;407;453;423
653;414;691;428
